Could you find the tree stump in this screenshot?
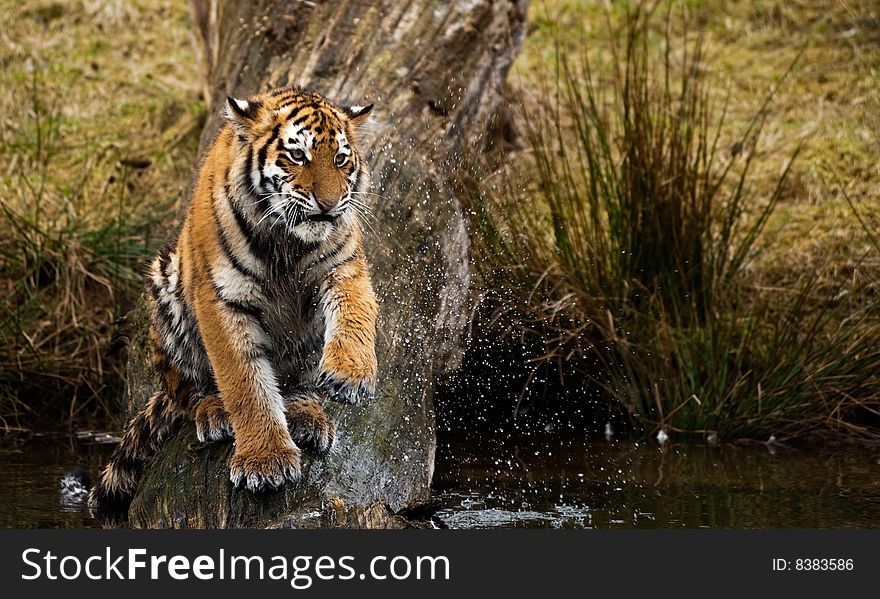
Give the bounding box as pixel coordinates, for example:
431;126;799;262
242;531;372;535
124;0;529;528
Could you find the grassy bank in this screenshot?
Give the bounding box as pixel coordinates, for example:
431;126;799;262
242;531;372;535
467;1;880;443
2;0;878;444
0;0;204;427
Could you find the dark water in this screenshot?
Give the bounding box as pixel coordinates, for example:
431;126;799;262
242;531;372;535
1;431;878;528
0;433;115;528
430;431;880;528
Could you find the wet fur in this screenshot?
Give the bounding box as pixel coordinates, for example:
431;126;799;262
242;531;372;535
91;88;378;512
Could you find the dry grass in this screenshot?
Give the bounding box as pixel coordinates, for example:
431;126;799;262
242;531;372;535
2;0;878;439
0;0;204;426
511;0;880;332
467;1;880;442
516;0;880;278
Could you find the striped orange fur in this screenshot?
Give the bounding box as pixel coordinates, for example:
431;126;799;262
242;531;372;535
91;88;378;512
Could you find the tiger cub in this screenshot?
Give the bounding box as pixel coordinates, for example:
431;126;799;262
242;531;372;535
91;88;378;510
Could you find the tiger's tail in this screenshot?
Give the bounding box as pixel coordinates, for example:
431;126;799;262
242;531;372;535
89;390;184;514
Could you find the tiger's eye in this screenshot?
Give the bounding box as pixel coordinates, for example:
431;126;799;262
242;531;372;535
335;153;349;167
290;149;306;163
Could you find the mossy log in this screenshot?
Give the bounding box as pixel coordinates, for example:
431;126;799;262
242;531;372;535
122;0;529;528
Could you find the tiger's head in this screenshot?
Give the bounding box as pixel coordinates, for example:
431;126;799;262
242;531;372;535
225;88;374;243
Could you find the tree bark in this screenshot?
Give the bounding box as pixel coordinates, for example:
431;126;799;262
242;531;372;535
124;0;528;528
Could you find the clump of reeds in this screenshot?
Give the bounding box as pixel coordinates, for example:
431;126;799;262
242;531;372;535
469;4;880;442
0;74;171;427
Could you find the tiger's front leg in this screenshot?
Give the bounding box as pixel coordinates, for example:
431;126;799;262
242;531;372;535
193;279;300;492
316;254;378;405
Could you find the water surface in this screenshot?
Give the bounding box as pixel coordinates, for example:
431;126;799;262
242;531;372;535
431;431;880;528
0;433;114;528
1;430;877;528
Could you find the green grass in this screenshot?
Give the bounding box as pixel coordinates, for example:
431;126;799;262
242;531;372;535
469;3;880;442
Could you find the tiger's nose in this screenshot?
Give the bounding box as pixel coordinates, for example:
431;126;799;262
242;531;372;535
317;198;339;213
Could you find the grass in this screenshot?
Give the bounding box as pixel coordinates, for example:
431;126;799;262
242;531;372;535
0;0;204;427
1;0;878;443
517;0;880;290
468;2;880;443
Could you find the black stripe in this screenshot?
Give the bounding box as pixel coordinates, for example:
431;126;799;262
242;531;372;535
291;109;313;127
303;229;357;270
211;281;264;320
229;200;274;261
271;93;294;104
217;218;261;282
212;195;264;284
302;235;350;273
297;238;322;257
308;252;358;288
159;251;173;279
157;247;188;311
245;145;255;183
225;176;273;261
267;123;282;146
244;343;272;362
151;290;175;325
149;279;162;303
241;145;260;209
257;124;282;186
150;297;183;349
269;87;294;98
328;251;358;272
150;286;193;347
277;97;302;110
227;189;255;239
150;298;186;351
223;297;264;320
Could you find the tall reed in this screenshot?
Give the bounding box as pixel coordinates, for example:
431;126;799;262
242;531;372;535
468;5;880;441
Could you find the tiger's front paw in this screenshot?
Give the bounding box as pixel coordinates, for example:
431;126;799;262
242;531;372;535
316;370;375;405
228;444;301;492
193;395;233;442
285;392;337;453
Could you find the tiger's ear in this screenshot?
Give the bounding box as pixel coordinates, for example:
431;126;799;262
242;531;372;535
225;96;261;125
344;103;374;127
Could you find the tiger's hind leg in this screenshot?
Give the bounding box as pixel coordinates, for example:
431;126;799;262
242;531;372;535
190;387;335;454
193;394;234;442
285;386;336;454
